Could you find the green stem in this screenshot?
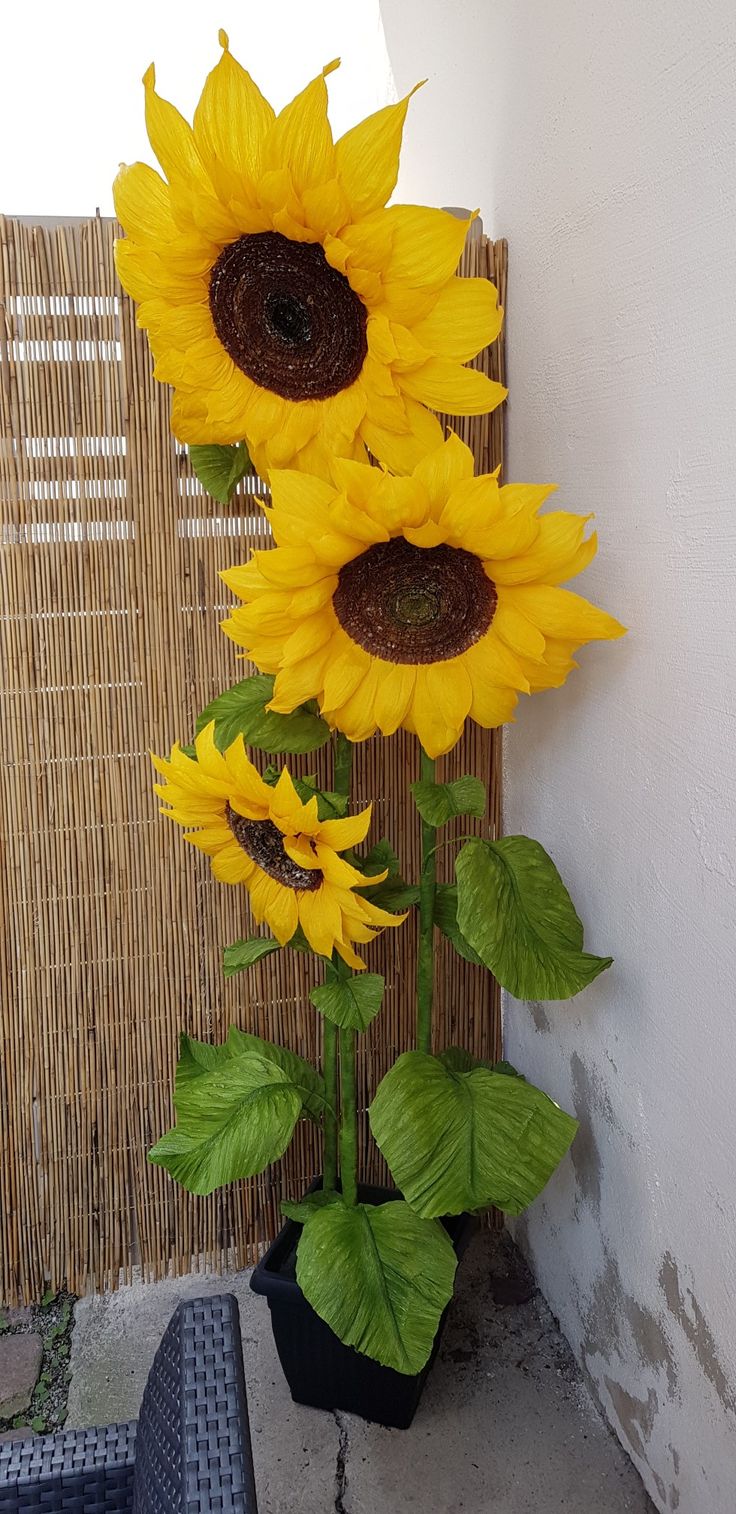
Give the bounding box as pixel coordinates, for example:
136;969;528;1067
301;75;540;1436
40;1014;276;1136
322;1020;338;1191
339;1026;358;1206
416;747;437;1055
327;730;355;1196
333;730;354;798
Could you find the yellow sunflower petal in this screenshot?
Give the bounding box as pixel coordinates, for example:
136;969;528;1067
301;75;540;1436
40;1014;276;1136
211;841;252;884
170;390;220;444
145;302;214;350
182;823;233;855
334;84;423;217
300;178;351;239
401;358;507;416
426;661;474;740
268;647;330;711
264;61;339;197
222;738;272;807
412;432;475;510
299;885;343;957
115;241;207;306
283;835;321;871
433;480;541;562
314;847;367;888
354;896;408;930
412;276;503;362
437;475;503;553
256;547;324;589
334;938;367;971
493;599;547;662
498;483;558;519
469;680;519;729
510;586;627;644
409;669;462;758
321;643;371;710
361;400;445;476
328;660;383;743
524;640;580;692
268;470;335;535
488;515;597;587
317;807;372;851
464;632;530;693
263;882;300;945
281;613;335;666
192;721;231;781
113;162;181;245
372;663;417;736
193;30;274;187
402;521;449;548
381;205;473;291
143;64;212;192
328;493;390;546
269;767;311;825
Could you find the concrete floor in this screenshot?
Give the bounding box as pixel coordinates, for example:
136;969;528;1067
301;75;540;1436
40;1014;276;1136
67;1231;653;1513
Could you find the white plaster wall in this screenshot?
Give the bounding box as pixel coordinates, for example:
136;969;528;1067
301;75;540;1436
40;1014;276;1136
381;2;736;1509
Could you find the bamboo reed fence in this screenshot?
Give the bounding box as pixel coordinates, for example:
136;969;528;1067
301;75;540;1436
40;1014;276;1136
0;214;506;1303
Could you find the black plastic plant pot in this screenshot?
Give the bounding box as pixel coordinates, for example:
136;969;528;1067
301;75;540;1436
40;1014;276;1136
250;1181;477;1429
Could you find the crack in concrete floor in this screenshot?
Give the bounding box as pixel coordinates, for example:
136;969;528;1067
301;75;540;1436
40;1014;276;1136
333;1410;350;1512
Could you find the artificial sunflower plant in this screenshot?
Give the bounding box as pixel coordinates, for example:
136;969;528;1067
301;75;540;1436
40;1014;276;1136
122;35;626;1377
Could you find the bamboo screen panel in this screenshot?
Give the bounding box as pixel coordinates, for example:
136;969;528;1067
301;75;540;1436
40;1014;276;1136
0;215;506;1303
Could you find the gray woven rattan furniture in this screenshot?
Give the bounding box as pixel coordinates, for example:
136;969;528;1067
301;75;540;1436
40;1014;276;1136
0;1293;258;1513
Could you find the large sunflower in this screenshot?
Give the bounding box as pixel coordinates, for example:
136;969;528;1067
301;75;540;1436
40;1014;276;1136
220;435;626;758
113;33;504;479
152;724;404;966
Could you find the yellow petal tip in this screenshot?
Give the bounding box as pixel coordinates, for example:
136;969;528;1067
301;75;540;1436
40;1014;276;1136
218;27;229;49
142;62;155;90
323;57;341;77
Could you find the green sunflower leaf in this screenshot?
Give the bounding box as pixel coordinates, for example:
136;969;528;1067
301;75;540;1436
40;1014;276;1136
438;1047;523;1079
433;883;483;966
222;930;322;973
196;673;330;755
291;774;349;819
226;1027;326;1121
455;836;613;1000
150;1030;325;1195
363;877;420;913
296;1197;457;1374
411;775;486;826
223;937;280;977
369;1050;578;1219
438;1045;494;1075
356;838;419;913
281;1189;342;1224
310;973;385;1031
358;839;401;878
189;441;253;505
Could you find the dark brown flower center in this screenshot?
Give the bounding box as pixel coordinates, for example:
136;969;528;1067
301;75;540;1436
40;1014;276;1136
226;806;321;891
209;231;368;401
332;537;497;664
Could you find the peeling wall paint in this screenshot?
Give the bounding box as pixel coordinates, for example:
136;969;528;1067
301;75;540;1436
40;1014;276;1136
379;1;736;1509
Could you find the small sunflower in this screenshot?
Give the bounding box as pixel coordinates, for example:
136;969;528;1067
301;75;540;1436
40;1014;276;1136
113;33;504;479
152;724;404;966
220;435;626;758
